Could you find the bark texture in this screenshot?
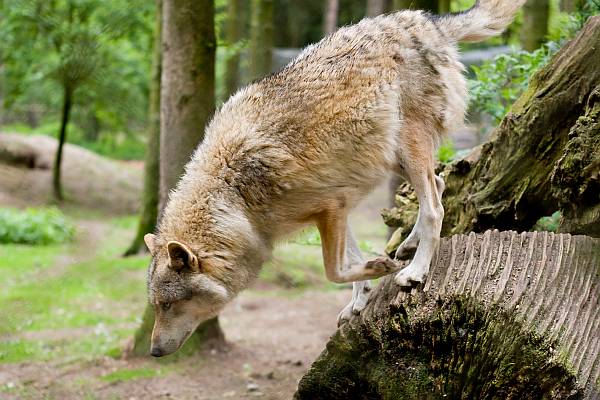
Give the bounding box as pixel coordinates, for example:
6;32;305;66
130;0;223;356
296;231;600;399
159;0;215;208
383;16;600;240
521;0;550;51
124;0;162;257
249;0;274;81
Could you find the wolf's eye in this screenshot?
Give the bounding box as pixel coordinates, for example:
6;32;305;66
161;302;171;311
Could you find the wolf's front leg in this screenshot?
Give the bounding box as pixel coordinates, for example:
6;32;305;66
337;229;373;325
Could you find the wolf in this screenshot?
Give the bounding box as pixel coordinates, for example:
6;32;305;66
143;0;525;357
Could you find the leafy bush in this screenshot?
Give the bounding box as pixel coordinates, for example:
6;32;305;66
437;139;458;164
469;43;558;124
469;0;599;124
0;208;74;245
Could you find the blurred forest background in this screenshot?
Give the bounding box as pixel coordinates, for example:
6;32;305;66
0;0;598;398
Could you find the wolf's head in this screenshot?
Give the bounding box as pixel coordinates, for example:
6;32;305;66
143;233;232;357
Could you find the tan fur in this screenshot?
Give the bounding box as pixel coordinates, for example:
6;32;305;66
146;0;523;356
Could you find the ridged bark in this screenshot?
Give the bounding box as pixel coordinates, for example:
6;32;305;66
383;16;600;240
296;231;600;399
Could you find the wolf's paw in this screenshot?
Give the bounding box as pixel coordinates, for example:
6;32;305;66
394;262;429;287
364;257;400;277
337;284;372;326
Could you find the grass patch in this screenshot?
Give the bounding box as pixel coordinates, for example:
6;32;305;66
0;207;74;245
101;367;162;383
0;214;149;363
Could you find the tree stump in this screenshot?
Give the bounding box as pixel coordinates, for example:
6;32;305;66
295;231;600;399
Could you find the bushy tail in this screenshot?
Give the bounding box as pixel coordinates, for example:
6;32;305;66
437;0;526;42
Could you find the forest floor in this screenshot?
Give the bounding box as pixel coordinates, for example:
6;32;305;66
0;133;389;399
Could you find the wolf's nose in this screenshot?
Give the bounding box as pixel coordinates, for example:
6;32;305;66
150;347;164;357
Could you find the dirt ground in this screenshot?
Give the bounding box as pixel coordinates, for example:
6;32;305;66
0;289;351;400
0;133;392;399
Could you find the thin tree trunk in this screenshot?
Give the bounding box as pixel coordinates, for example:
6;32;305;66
224;0;244;99
249;0;274;81
129;0;223;357
383;17;600;243
296;231;600;399
52;86;72;201
391;0;411;9
124;0;162;258
521;0;550;51
367;0;386;17
390;0;438;12
323;0;340;35
560;0;584;12
438;0;451;13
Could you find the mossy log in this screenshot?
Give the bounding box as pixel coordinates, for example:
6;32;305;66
382;16;600;240
295;231;600;399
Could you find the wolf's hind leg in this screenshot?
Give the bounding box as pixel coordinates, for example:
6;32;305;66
394;136;444;287
394;174;445;260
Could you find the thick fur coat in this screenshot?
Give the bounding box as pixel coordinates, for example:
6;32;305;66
144;0;525;357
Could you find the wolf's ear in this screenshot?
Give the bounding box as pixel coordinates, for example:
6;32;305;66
167;241;200;273
144;233;157;253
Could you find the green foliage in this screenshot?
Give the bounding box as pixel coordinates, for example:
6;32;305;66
532;211;562;233
469;0;599;123
0;207;74;245
437;139;458;164
469;43;558;124
0;0;153;157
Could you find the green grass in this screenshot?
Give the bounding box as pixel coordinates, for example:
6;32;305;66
0;214;149;364
101;367;163;383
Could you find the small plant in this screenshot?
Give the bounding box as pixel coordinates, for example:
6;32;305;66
437;139;458;164
532;211;562;233
0;207;74;245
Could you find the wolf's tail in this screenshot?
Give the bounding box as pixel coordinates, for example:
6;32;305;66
436;0;526;42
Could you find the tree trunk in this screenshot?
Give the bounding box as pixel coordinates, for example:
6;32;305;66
520;0;550;51
438;0;451;13
383;16;600;241
52;86;73;202
390;0;438;12
124;0;162;258
296;231;600;399
130;0;224;357
249;0;274;81
560;0;584;12
323;0;340;35
224;0;245;99
367;0;386;17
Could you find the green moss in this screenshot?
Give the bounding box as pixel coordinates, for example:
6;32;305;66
296;295;581;399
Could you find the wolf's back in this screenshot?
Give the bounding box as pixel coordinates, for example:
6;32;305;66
436;0;526;42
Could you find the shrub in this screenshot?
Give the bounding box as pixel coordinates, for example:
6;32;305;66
0;207;74;245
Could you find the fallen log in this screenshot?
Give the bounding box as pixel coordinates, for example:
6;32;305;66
295;231;600;399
